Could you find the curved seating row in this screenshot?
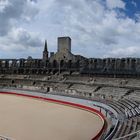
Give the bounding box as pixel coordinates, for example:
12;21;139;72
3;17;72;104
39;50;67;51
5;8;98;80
106;98;140;140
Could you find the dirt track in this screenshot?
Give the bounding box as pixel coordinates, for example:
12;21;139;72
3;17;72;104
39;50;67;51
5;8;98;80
0;94;104;140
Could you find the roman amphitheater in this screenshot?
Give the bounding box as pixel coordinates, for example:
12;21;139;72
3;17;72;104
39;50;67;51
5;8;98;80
0;37;140;140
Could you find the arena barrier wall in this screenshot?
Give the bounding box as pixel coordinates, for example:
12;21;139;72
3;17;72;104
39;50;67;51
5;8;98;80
0;91;106;140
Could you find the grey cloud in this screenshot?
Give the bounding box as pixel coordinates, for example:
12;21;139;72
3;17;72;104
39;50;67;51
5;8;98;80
0;0;26;35
0;0;39;36
30;0;38;3
0;0;43;58
14;29;43;48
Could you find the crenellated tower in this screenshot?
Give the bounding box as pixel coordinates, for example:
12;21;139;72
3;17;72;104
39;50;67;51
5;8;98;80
58;37;71;54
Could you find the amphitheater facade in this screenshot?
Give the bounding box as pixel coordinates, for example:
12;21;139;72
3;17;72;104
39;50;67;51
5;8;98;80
0;36;140;76
0;37;140;140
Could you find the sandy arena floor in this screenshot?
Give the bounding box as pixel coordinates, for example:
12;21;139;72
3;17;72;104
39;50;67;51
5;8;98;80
0;94;104;140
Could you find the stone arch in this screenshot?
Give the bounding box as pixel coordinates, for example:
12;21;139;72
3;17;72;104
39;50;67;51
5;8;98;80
131;58;136;70
38;69;42;74
24;60;28;67
102;59;106;67
60;60;64;67
31;69;35;74
32;81;36;86
20;69;24;74
44;60;49;68
11;80;15;84
47;87;50;92
68;60;72;68
34;69;37;74
2;60;5;68
111;59;115;68
75;60;80;68
92;59;97;70
120;59;125;70
13;70;17;74
0;61;2;67
53;60;57;68
17;60;20;67
89;59;93;67
9;60;13;68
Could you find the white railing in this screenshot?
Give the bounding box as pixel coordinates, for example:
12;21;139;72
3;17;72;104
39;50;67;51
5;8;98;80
105;120;120;140
0;135;12;140
113;130;140;140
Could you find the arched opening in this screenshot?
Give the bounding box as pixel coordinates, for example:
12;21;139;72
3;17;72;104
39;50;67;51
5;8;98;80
47;87;50;92
32;69;35;74
53;60;57;68
0;61;2;67
102;59;106;67
26;69;29;74
4;61;9;68
68;60;72;68
131;59;136;71
120;59;125;70
2;61;5;68
34;69;37;74
75;60;80;68
93;59;97;69
89;60;93;70
24;61;27;68
11;80;15;84
13;70;17;74
45;60;49;68
17;60;20;67
111;59;115;70
9;60;13;68
32;81;36;86
38;69;42;74
60;60;64;67
19;59;25;67
89;93;92;97
20;69;24;74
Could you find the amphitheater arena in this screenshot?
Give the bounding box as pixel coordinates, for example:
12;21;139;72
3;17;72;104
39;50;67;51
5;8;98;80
0;74;140;140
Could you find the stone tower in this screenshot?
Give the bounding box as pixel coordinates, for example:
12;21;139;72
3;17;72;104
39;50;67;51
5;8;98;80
43;40;48;61
58;37;71;54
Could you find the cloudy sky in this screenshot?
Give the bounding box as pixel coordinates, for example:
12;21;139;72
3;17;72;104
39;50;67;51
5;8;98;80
0;0;140;58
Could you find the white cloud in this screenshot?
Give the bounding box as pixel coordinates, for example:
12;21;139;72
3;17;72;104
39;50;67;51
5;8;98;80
0;0;10;12
0;27;43;58
0;0;43;58
132;1;137;7
1;0;140;59
106;0;126;9
108;46;140;58
0;0;39;36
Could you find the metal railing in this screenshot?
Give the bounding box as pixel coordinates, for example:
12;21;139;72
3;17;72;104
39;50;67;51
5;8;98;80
0;135;12;140
113;130;140;140
105;120;120;140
